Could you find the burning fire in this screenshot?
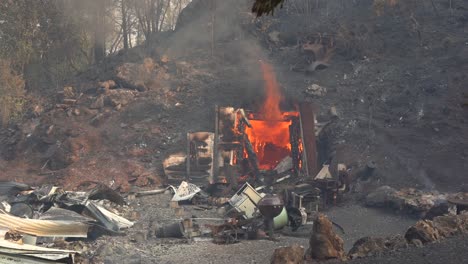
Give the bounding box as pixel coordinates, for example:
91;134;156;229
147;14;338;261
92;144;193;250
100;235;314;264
259;61;283;121
244;61;299;170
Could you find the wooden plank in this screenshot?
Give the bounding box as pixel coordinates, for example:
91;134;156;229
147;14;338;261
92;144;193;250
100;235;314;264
299;103;318;178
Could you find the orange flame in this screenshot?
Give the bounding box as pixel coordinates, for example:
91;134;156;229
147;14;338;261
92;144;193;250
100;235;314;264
243;61;299;170
259;61;283;121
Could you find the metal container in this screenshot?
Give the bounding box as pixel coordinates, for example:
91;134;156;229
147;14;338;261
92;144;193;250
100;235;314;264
229;183;263;219
156;222;184;238
258;194;284;218
273;207;288;230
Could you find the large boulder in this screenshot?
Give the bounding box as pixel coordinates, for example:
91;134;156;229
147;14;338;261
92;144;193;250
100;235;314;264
348;235;407;259
432;213;468;238
424;202;452;220
104;89;136;108
115;58;168;92
405;213;468;245
175;0;212;31
405;220;441;244
366;186;449;217
271;244;304;264
307;213;345;261
365;185;400;208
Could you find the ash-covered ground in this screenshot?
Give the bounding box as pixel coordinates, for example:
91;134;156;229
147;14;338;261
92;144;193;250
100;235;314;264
87;192;416;264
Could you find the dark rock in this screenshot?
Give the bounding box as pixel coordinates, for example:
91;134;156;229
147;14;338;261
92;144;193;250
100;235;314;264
405;220;441;244
432;213;468;238
0;182;31;196
348;235;407;259
349;237;385;259
365;185;400;207
10;203;34;218
424;202;451;220
90;95;105;109
49;144;72;170
175;0;211;30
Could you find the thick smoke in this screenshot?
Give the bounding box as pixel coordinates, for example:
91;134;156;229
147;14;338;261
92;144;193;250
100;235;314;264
164;0;275;109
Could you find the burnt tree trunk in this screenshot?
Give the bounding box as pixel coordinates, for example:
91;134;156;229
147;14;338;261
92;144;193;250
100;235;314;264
93;0;107;62
121;0;129;50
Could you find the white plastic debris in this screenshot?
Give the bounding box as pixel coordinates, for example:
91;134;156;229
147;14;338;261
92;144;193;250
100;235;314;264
314;165;333;180
171;181;201;202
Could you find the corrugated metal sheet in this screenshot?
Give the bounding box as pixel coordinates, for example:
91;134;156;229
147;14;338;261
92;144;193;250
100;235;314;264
0;238;78;263
0;211;89;238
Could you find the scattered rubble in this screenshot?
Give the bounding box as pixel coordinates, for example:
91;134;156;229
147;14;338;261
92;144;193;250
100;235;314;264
171;181;201;202
0;181;133;263
0;237;79;263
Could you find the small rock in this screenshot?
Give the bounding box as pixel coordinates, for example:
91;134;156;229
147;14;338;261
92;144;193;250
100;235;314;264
105;89;135;107
63;86;75;98
305;84;327;97
410;239;424;248
130;231;147;243
114;245;126;255
82;107;98;116
268;31;281;44
99;80;117;93
330;106;338;118
271;244;304;264
90;95;105;109
98;244;114;257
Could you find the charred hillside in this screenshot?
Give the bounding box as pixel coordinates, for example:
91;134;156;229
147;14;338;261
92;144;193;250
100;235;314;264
0;1;468;264
1;0;467;193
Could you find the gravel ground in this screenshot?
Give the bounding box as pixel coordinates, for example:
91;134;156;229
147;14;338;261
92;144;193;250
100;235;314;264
153;237;309;264
325;204;416;250
90;192;424;264
329;235;468;264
